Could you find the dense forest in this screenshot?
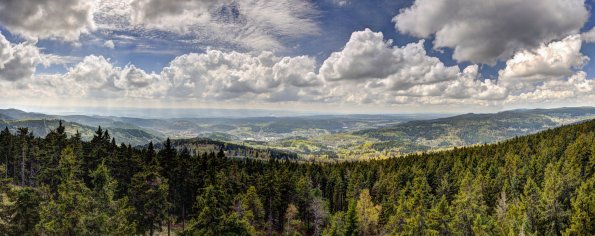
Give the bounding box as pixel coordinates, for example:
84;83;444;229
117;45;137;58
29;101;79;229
1;119;594;235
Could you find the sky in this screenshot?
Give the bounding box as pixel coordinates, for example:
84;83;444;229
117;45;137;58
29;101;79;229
1;0;595;114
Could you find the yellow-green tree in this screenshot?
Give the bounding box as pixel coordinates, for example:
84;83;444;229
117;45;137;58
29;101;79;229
355;189;381;236
450;172;495;235
564;175;595;235
283;203;303;236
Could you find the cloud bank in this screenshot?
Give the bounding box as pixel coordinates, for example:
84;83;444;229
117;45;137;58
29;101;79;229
2;29;593;108
393;0;589;64
0;0;594;110
0;0;96;41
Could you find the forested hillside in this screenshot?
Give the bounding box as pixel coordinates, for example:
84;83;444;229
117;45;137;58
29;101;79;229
1;119;594;235
0;119;163;146
3;108;595;160
353;107;595;155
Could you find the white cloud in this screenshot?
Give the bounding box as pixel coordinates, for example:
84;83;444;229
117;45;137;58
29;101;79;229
1;28;593;109
499;35;588;93
319;29;462;90
582;27;595;43
319;29;508;105
128;0;320;51
4;49;320;103
393;0;589;64
320;29;403;81
40;54;82;66
13;55;166;99
0;33;13;68
161;50;321;102
94;0;134;30
0;32;42;81
0;0;97;41
507;71;595;103
332;0;349;7
104;40;115;49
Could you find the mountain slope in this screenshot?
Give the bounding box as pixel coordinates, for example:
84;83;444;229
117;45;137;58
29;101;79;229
309;107;595;157
0;119;163;146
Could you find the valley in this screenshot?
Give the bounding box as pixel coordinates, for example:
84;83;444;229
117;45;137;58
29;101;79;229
2;107;595;160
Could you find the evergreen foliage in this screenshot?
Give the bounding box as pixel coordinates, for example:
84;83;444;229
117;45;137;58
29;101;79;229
0;119;593;235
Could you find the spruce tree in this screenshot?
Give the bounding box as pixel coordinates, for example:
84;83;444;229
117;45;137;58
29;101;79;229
355;189;380;236
86;163;136;235
129;163;170;235
38;147;91;235
564;175;595;235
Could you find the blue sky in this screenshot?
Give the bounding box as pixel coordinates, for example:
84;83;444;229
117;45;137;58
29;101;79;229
0;0;594;113
26;0;461;73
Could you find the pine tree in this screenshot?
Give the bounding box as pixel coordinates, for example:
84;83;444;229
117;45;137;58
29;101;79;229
158;137;177;234
233;186;265;231
16;128;31;186
564;175;595;235
0;127;13;179
323;211;346;236
344;200;358;236
129;162;170;235
450;172;495;235
522;177;541;234
1;186;41;236
404;174;432;235
283;203;303;236
427;195;452;235
355;189;381;236
86;163;136;235
539;163;569;234
38;146;92;235
183;185;237;235
38;120;67;192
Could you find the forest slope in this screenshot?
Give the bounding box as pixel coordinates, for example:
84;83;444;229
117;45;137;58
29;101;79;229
0;117;593;235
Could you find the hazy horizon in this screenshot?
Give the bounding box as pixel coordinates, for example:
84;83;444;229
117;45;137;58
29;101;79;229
1;0;594;113
2;105;595;120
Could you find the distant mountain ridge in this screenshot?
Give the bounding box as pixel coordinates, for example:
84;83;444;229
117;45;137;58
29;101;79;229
352;106;595;155
2;107;595;158
0;109;164;146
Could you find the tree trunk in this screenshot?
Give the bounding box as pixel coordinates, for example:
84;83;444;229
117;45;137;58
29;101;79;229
182;203;186;230
5;154;8;178
21;144;25;186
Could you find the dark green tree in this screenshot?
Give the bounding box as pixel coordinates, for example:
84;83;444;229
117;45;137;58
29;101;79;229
129;163;170;235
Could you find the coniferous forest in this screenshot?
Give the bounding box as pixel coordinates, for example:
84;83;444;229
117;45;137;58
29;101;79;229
0;119;594;236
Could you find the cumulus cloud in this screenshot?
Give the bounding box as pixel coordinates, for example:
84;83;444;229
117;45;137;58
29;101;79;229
393;0;589;64
104;40;115;49
13;55;165;99
320;29;461;89
128;0;320;50
0;32;42;81
319;29;508;104
0;33;12;68
507;71;595;103
161;50;321;102
5;49;321;103
1;28;593;109
61;55;167;98
499;35;588;93
0;0;96;41
582;27;595;43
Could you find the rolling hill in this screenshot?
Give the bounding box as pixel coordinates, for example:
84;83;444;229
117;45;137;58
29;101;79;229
2;107;595;159
351;107;595;154
0;119;163;146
